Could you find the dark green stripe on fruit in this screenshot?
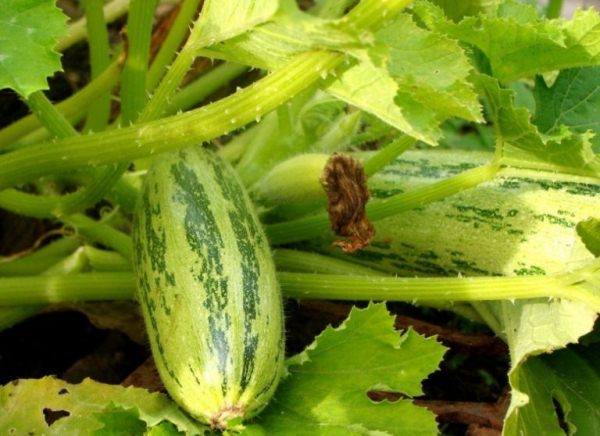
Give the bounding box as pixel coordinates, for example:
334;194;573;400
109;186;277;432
170;157;231;392
208;151;268;391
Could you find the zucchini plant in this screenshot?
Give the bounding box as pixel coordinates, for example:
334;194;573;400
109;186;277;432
1;0;600;435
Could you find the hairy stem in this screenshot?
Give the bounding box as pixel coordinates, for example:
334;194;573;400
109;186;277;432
266;161;500;244
82;0;112;132
0;60;121;149
2;261;599;311
147;0;203;91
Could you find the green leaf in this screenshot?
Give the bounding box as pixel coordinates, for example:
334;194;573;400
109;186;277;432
427;0;500;21
199;0;362;69
92;404;147;436
201;2;481;144
577;218;600;257
245;303;446;435
481;298;597;435
475;73;600;177
0;0;68;97
191;0;279;48
327;13;482;144
504;342;600;435
534;67;600;152
413;0;600;81
0;377;208;435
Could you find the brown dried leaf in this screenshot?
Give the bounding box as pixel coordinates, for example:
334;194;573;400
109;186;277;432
321;153;374;253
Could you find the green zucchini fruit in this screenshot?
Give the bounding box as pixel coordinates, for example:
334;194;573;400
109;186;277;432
347;150;600;277
259;150;600;277
132;147;284;429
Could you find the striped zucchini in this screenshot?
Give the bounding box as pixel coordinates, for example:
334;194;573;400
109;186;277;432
260;150;600;276
132;147;284;429
346;150;600;276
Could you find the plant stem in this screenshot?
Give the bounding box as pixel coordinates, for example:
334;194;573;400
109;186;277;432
24;92;78;139
2;261;599;311
362;135;416;176
273;248;486;320
0;247;89;331
266;161;500;244
83;246;131;271
147;0;203;91
278;267;600;312
312;110;361;153
166;63;250;115
120;0;159;124
546;0;563;18
0;60;121;149
64;214;133;261
0;237;80;277
56;0;130;52
0;52;340;189
273;248;387;276
0;273;135;305
82;0;112;132
217;123;261;162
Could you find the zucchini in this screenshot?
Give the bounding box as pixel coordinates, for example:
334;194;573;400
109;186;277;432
348;150;600;276
260;150;600;276
132;147;284;429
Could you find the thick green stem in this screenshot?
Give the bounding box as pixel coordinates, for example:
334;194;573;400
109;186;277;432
121;0;159;124
273;248;387;276
0;237;80;277
0;60;121;149
1;83;127;218
65;214;133;261
24;92;78;139
83;246;130;271
166;63;249;115
273;248;486;320
0;247;88;331
2;261;599;311
147;0;203;91
278;267;600;312
266;161;500;244
0;52;341;189
56;0;130;52
0;164;128;218
546;0;563;18
0;273;134;305
83;0;112;132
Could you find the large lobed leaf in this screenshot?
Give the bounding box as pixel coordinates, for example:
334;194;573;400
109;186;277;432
534;66;600;151
0;376;208;435
200;0;482;145
413;0;600;81
475;73;600;178
504;342;600;435
0;0;68;97
0;303;446;435
189;0;279;49
327;13;482;144
244;303;446;435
